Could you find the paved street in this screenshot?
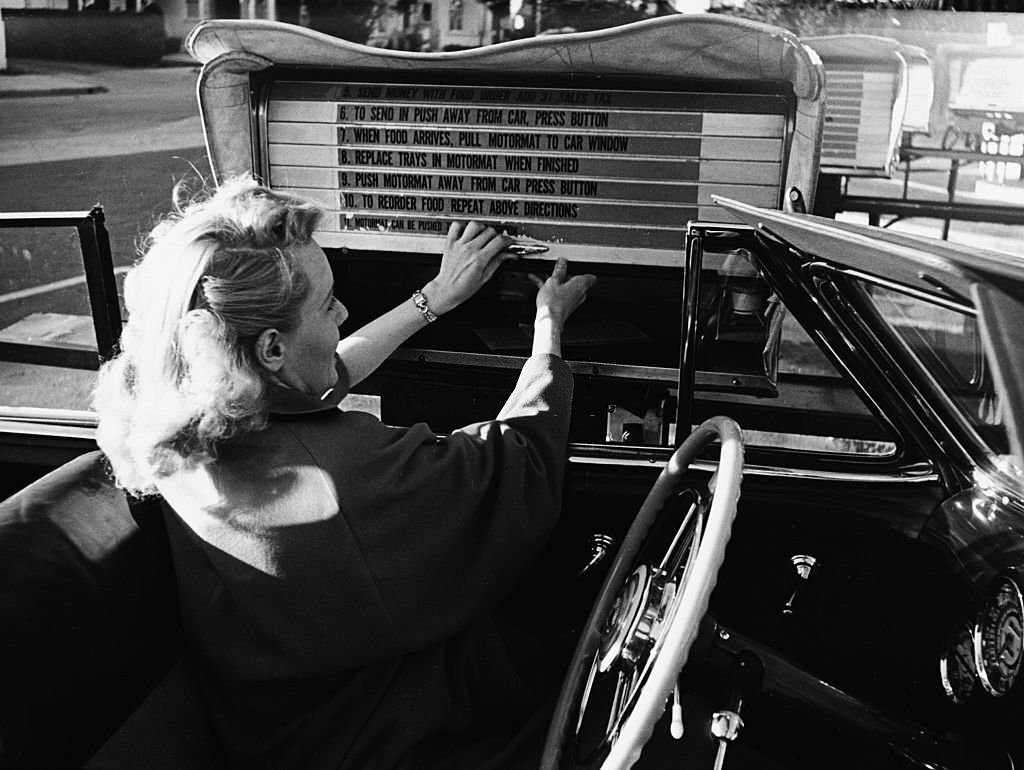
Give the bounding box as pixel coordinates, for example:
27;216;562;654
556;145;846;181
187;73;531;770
0;146;210;320
0;57;208;296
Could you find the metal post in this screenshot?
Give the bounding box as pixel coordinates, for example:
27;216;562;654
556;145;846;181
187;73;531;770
943;159;959;241
0;6;7;73
79;206;123;363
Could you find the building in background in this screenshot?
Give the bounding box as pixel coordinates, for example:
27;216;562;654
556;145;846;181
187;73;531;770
1;0;1019;60
366;0;495;50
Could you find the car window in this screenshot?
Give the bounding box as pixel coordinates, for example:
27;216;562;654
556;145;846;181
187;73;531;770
0;218;113;412
692;240;897;458
0;213;381;419
858;280;1014;467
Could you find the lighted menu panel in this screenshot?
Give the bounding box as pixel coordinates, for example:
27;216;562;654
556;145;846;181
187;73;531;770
819;64;902;176
262;78;790;266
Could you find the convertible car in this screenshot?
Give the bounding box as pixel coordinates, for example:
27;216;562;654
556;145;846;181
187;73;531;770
3;15;1024;770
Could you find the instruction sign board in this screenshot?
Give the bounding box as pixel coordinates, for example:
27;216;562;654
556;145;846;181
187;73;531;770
264;80;790;266
804;36;907;179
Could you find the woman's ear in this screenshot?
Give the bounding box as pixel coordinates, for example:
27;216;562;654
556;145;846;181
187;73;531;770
255;328;286;372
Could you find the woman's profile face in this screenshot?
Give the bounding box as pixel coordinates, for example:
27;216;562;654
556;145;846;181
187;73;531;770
275;240;349;397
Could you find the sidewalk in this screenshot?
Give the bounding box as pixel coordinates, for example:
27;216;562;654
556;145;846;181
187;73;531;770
0;53;204;165
0;52;196;98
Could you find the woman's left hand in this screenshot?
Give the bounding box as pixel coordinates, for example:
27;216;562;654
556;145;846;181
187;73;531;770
420;221;515;315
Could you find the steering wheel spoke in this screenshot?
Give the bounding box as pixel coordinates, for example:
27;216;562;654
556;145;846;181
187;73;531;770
655;490;701;573
543;417;744;770
607;669;631;737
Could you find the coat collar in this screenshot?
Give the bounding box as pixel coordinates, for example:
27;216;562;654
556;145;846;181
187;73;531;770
266;356;350;416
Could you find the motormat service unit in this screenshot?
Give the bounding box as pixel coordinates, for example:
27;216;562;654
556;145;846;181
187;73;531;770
187;17;825;445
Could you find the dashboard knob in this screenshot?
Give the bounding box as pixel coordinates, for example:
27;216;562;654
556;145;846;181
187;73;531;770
578;533;615;577
783;554;818;616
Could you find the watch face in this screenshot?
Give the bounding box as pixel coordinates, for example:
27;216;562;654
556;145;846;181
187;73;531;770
940;623;978;704
975;576;1024;697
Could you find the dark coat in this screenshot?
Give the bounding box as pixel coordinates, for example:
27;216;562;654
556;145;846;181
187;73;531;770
157;354;574;769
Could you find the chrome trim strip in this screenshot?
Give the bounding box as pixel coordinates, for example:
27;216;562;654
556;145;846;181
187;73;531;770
390;348;679;381
828;266;975;315
567;452;939;483
0;420;96;440
0;419;939;484
0;407;97;427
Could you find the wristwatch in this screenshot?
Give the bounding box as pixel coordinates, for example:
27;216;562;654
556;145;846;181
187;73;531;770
411;289;438;323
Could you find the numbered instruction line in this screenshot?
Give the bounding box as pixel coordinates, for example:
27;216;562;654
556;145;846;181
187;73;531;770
314;211;730;251
270;159;784;188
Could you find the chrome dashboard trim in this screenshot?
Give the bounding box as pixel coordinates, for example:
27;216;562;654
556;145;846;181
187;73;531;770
567;452;940;484
0;408;98;440
0;410;941;484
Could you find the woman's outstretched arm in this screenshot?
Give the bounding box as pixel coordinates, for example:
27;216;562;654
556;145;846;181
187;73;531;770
335;221;513;386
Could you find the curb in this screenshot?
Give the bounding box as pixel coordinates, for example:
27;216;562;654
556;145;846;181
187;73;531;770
0;53;195;99
159;53;198;67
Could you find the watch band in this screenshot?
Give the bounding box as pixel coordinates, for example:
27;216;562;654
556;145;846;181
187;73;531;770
411;289;438;323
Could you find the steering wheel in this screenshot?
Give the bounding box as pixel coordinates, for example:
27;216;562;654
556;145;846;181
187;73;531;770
541;416;744;770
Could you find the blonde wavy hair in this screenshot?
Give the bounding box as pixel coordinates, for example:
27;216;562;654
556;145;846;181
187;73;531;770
94;177;323;495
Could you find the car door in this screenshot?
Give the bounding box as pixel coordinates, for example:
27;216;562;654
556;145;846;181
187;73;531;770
672;197;1024;769
0;208;122;497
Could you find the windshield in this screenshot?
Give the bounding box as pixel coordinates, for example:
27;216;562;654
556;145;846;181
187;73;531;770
858;280;1018;472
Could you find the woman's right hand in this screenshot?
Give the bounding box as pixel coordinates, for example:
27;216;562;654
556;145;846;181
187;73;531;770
530;257;596;329
421;221;514;316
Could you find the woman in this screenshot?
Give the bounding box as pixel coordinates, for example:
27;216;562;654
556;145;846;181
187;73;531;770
94;177;595;769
